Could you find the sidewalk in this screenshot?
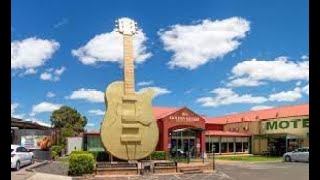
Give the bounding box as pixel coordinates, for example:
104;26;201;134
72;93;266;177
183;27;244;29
27;172;72;180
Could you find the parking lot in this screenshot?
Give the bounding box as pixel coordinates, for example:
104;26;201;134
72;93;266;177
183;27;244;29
215;160;309;180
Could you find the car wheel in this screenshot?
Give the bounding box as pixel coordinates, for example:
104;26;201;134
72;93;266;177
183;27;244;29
285;156;291;162
15;161;20;171
31;157;35;164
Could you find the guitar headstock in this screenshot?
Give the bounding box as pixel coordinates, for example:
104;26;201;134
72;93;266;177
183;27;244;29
115;17;138;35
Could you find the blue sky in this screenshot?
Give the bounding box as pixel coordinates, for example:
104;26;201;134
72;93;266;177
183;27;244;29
11;0;309;130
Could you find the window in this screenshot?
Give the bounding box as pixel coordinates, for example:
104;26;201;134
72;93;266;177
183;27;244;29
16;147;26;152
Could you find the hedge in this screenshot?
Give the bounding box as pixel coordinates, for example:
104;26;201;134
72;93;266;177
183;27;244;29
51;145;63;155
68;152;95;176
151;151;166;160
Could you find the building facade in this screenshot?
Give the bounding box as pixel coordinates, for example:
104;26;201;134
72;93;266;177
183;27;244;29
84;103;309;157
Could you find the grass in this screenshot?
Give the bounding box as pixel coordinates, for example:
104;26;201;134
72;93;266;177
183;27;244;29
215;155;282;162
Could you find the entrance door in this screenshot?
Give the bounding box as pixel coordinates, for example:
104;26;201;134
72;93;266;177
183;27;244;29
170;129;197;157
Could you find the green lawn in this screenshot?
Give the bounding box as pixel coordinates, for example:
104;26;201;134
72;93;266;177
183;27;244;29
215;155;282;162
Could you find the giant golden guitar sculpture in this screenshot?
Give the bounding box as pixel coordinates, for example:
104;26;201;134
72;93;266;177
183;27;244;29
100;18;159;160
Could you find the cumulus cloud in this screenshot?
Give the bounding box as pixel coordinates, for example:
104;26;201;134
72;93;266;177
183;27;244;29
88;109;105;116
11;103;25;119
11;37;60;73
46;92;56;98
66;88;104;103
139;86;171;97
158;17;250;70
30;102;62;116
268;87;303;102
250;105;274;111
137;81;154;86
72;30;151;65
40;66;66;81
227;77;266;87
228;57;309;87
196;88;267;107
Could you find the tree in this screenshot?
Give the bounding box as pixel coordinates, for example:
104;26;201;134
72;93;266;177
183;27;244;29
50;106;87;136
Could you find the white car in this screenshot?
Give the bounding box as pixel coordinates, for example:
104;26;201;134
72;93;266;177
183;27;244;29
11;145;35;170
283;147;309;162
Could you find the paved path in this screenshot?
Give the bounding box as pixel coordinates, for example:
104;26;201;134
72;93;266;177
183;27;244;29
27;173;72;180
11;162;39;180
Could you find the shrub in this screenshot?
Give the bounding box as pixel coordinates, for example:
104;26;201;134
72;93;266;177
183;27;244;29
68;152;95;176
51;151;58;160
51;145;63;155
151;151;166;160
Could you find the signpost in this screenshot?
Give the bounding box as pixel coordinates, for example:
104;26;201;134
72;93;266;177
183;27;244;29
212;145;216;170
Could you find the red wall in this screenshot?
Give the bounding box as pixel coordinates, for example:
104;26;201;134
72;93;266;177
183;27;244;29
156;107;206;156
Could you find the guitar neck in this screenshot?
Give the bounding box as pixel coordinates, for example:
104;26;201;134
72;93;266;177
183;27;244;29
123;34;135;95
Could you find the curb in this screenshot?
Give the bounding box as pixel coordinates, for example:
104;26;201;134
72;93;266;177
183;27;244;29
25;160;51;172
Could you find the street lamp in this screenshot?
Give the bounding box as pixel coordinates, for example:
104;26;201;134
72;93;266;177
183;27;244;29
212;144;216;170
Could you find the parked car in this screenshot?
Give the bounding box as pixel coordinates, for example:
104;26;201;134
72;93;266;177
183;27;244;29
11;145;35;170
283;147;309;162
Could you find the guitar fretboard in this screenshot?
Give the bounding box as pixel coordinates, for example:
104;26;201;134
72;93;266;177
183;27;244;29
123;34;135;95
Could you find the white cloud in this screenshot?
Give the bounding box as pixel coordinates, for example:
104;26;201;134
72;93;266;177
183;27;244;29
250;105;274;111
139;86;171;97
301;55;309;60
229;57;309;87
86;123;95;127
137;81;154;86
11;37;60;70
296;81;302;86
40;66;66;81
53;18;68;29
227;77;265;87
196;88;267;107
11;103;25;119
72;30;151;65
40;72;52;80
19;68;38;76
30;102;62;116
302;84;309;95
66;88;104;103
88;109;105;116
54;66;66;75
25;118;52;127
46;92;56;98
159;17;250;70
268;87;302;102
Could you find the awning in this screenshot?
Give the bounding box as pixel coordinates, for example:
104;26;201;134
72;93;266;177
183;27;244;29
205;130;251;137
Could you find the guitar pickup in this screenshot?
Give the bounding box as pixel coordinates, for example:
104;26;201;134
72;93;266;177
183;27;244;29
122;95;137;101
122;115;138;123
120;135;141;142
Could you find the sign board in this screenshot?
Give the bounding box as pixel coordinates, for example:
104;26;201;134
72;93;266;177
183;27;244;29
21;135;47;149
169;112;200;122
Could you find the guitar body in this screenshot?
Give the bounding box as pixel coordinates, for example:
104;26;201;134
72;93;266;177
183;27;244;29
100;81;159;160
